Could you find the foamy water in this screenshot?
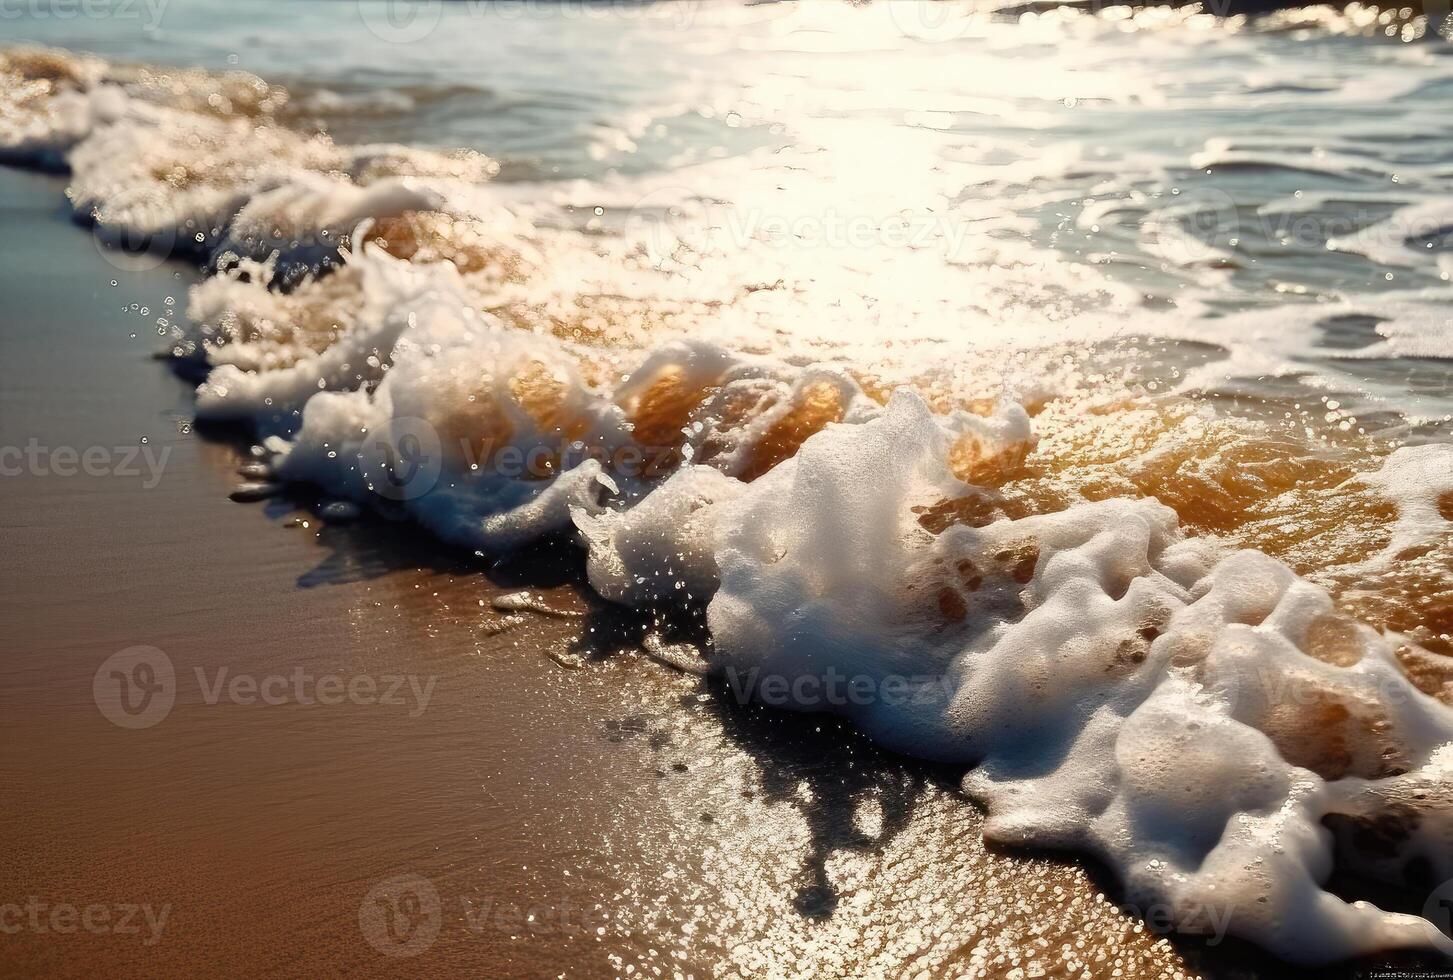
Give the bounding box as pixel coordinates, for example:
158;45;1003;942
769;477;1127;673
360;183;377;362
3;0;1453;964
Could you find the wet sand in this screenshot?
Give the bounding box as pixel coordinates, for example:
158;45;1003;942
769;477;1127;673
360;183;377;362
0;166;1438;979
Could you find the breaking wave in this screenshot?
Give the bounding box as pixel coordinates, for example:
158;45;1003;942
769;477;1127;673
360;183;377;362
5;42;1453;965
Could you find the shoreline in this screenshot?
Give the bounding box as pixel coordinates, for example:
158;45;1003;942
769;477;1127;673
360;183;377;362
6;6;1453;965
1;164;1447;978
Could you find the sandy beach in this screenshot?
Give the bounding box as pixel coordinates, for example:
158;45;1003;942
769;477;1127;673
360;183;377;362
4;2;1453;974
3;164;1446;979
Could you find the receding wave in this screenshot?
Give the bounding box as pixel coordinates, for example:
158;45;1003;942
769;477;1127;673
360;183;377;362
4;42;1453;965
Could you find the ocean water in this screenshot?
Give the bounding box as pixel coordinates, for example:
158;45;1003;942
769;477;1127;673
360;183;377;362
3;0;1453;967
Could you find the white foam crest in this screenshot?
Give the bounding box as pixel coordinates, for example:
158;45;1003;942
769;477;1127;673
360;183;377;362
1190;137;1388;179
574;464;745;607
684;392;1453;963
181;256;335;371
261;275;628;550
214;174;445;265
2;48;503;288
58;88;340;248
194;247;443;422
1328;199;1453;270
1358;444;1453;556
0;82;123;170
680;366;883;479
1331;289;1453;362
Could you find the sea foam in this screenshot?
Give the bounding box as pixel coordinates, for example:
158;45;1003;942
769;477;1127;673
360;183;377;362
5;43;1453;965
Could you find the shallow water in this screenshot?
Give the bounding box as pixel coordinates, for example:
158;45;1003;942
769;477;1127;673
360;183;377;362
3;0;1453;971
0;166;1288;980
7;0;1452;417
